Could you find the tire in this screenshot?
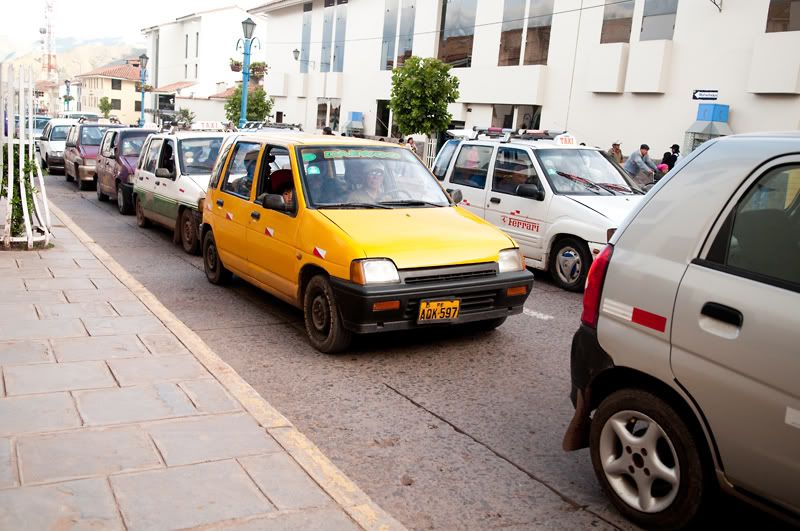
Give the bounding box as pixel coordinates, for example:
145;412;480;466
41;156;47;169
78;178;92;191
135;195;150;228
549;237;591;292
202;231;232;285
96;183;109;201
66;164;74;182
589;389;708;530
117;184;133;215
303;275;352;354
180;208;200;255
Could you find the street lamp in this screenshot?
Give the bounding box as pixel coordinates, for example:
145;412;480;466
139;53;148;127
236;17;260;129
64;79;71;112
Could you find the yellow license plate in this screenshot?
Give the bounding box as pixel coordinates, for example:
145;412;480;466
418;299;460;323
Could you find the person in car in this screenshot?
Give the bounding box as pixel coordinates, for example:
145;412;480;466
236;150;259;196
348;165;384;203
277;180;295;210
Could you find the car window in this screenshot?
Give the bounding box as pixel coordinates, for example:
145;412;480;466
66;126;78;145
209;136;237;189
144;139;163;173
221;142;261;199
178;137;224;175
492;147;540;196
100;132;114;155
80;126;108;146
34;117;50;130
120;134;148;157
50;126;70;141
708;164;800;288
432;139;461;181
41;124;51;138
450;145;493;189
159;140;177;175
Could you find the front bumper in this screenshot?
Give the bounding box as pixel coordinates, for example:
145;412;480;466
329;269;534;334
46;155;64;169
77;164;97;181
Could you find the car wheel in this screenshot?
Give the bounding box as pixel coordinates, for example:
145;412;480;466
180;208;200;255
65;165;74;182
41;156;47;169
96;183;108;201
135;196;150;228
117;184;133;215
550;237;590;292
303;275;352;354
202;231;232;285
590;389;708;530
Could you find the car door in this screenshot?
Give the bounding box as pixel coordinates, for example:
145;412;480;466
38;123;51;164
213;140;262;275
671;159;800;512
64;126;78;177
96;131;114;195
483;146;551;262
443;143;494;218
245;144;301;298
136;138;162;216
105;131;121;194
152;138;179;228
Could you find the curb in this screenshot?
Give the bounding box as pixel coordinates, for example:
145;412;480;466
47;200;406;531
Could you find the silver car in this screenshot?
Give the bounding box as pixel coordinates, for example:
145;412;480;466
564;132;800;528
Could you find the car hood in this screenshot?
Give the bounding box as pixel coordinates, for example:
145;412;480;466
48;140;66;152
184;173;213;195
81;146;99;160
320;207;515;269
566;194;643;225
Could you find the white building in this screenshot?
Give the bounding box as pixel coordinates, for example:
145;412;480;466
141;5;269;123
248;0;800;153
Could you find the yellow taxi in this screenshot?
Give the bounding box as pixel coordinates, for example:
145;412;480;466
201;133;534;353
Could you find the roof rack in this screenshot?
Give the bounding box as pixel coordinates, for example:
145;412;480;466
470;126;578;146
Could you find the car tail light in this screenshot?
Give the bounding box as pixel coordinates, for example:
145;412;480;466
580;245;613;329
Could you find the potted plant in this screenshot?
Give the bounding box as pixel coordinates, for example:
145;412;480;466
135;83;153;92
62;95;74;103
230;58;243;72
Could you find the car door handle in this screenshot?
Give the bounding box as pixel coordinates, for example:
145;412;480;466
701;302;743;328
250;211;260;220
155;181;160;186
490;197;501;204
216;199;224;207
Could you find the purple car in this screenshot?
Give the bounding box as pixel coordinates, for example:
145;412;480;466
96;127;157;214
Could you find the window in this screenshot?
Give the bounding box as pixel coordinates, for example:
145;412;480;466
321;0;348;72
524;0;554;65
185;34;188;58
300;3;312;74
120;134;149;157
159;139;176;175
397;0;415;67
381;0;416;70
381;0;399;70
498;0;526;66
492;104;514;128
111;99;121;110
144;139;163;173
195;32;199;56
640;0;679;41
707;165;800;288
50;126;70;141
317;100;328;129
450;145;493;189
179;137;223;174
601;0;634;43
222;142;261;199
210;136;237;189
438;0;478;68
80;126;109;146
194;64;198;79
321;0;335;72
492;104;541;129
333;0;348;72
432;139;460;180
766;0;800;32
329;99;341;130
375;100;391;137
275;111;284;123
135;100;142;112
493;147;540;195
100;132;115;155
111;79;122;90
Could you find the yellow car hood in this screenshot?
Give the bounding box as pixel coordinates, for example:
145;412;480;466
320;207;515;269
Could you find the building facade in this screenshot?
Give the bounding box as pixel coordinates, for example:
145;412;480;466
249;0;800;153
76;62;142;124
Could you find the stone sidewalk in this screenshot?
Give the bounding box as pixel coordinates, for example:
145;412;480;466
0;207;403;531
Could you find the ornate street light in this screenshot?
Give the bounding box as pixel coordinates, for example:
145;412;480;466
139;53;149;127
236;18;260;129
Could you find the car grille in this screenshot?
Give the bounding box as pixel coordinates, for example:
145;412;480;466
402;263;497;285
404;290;498;319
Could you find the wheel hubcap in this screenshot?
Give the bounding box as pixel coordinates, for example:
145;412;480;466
311;294;330;334
207;245;217;271
556;247;582;285
599;410;680;513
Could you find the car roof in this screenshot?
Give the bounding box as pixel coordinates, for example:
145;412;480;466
151;131;230;139
236;132;393;147
110;128;158;135
461;138;602;151
48;119;78;125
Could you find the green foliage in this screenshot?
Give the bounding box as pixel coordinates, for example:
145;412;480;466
176;108;196;126
389;56;460;137
224;85;273;125
1;146;38;237
98;96;112;118
63;95;74;103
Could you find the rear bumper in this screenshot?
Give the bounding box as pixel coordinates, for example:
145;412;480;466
78;164;96;181
329;269;534;334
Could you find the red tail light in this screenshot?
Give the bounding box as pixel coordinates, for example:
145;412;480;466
581;245;613;328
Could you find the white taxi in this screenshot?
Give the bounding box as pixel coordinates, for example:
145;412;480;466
433;128;645;291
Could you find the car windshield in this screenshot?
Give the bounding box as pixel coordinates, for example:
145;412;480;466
80;126;109;146
34;117;50;130
536;148;637;195
298;146;450;208
50;126;70;141
120;134;149;157
178;137;224;174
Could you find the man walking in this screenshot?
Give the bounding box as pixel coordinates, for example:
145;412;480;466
607;141;623;164
623;144;658;186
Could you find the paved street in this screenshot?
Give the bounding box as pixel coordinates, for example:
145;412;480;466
42;174;789;530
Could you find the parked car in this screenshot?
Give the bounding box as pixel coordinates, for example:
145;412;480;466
133;132;228;253
433;128;645;291
64;122;124;190
95;127;157;214
37;118;77;174
200;133;534;353
563;133;800;529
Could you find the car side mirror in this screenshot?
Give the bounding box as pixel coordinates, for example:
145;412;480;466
261;193;287;211
65;142;74;148
447;189;463;204
37;136;45;141
517;183;545;201
155;168;172;179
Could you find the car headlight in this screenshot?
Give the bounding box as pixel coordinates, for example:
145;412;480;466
350;259;400;285
498;248;525;273
53;151;62;157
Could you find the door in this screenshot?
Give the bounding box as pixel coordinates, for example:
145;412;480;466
213;140;262;275
443;143;494;217
64;126;79;177
671;161;800;511
245;145;301;298
136;138;162;216
38;123;51;163
97;131;115;194
152;139;179;227
106;132;121;194
484;146;550;262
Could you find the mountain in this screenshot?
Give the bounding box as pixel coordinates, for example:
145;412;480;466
6;43;143;81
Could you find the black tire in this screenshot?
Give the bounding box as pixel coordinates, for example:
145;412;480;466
180;208;200;255
78;178;92;191
203;231;232;285
135;195;150;228
96;183;109;201
549;237;591;292
589;389;708;530
41;156;47;169
303;275;352;354
117;184;133;215
66;165;74;182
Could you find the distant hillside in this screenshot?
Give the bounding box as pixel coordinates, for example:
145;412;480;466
7;42;143;81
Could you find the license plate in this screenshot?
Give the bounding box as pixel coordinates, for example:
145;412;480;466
418;299;460;323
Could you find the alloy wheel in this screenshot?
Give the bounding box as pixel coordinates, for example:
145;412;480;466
556;246;582;285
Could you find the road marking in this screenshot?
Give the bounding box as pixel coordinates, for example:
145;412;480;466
524;308;555;320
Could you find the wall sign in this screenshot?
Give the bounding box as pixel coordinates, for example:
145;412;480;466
692;90;719;101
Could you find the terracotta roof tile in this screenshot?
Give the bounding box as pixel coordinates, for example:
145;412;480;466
77;64;141;81
153;81;197;93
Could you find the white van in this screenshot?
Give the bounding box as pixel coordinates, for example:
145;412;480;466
433;129;645;291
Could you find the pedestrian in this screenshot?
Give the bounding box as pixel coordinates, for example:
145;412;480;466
623;144;658;186
607;141;623;164
406;137;417;155
322;126;333;135
661;143;681;170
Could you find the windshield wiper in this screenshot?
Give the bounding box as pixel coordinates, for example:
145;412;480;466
378;200;444;207
316;202;391;209
556;171;604;195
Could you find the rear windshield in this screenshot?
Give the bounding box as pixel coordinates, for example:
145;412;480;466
80;126;109;146
120;134;150;157
179;137;224;174
50;126;70;141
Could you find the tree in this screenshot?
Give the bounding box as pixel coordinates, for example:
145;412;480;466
176;107;196;127
389;56;460;137
224;85;273;125
98;97;112;119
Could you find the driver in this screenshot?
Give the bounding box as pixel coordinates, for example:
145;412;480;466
347;164;384;203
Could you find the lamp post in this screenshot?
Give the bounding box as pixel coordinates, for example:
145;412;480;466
64;79;71;112
237;17;257;129
139;53;148;127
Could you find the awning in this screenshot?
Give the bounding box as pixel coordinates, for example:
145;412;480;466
686;120;734;136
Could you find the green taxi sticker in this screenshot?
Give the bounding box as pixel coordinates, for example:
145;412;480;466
302;153;317;162
323;149;402;160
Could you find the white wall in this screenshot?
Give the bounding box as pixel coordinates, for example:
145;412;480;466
175;97;226;122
